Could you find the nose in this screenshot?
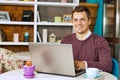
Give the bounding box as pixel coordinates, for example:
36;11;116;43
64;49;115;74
77;20;82;24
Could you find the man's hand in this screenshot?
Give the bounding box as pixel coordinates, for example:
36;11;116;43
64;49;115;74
75;61;85;71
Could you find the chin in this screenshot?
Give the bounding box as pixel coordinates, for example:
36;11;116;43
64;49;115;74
76;31;85;34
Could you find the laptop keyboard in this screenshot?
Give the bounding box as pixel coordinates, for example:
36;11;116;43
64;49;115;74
75;69;85;74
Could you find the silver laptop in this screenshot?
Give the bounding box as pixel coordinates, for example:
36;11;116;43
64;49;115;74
28;43;85;76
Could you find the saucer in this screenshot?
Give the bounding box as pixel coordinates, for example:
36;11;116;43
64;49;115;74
82;73;104;80
23;74;35;78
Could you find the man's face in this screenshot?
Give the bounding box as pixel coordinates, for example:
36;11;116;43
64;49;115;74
72;11;91;34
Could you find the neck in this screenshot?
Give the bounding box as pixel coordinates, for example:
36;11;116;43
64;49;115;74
76;30;91;40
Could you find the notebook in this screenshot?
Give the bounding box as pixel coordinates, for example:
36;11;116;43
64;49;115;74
28;43;85;77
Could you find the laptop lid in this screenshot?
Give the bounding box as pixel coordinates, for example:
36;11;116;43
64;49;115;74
28;43;76;76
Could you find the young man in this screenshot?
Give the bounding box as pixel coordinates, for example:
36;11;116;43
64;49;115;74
61;6;112;73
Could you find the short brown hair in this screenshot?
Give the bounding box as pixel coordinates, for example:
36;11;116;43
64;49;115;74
72;6;91;19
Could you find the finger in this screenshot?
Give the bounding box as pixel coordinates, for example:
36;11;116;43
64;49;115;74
77;66;81;71
75;64;80;70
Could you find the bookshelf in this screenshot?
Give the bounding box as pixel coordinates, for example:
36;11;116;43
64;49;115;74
0;0;79;52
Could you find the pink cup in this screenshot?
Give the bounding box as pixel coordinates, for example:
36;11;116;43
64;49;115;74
23;65;35;78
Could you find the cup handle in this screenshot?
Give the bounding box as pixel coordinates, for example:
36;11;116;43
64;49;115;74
98;70;102;76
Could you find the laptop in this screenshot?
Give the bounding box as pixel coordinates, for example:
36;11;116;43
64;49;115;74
28;43;85;77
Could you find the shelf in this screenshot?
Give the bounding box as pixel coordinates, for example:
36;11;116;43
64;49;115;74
37;22;73;26
0;1;34;6
80;3;98;7
0;21;72;26
106;4;114;8
0;42;29;46
0;21;34;25
37;2;78;7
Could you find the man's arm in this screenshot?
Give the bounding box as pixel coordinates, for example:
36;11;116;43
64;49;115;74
86;38;112;73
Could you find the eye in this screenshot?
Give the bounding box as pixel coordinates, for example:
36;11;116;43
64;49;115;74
81;18;86;21
73;19;78;22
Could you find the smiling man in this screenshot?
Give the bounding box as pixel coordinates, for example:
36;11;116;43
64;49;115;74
61;6;112;73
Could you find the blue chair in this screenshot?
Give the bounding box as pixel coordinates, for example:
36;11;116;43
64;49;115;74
111;58;119;79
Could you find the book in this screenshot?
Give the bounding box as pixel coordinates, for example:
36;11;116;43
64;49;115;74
22;10;33;21
37;32;42;42
0;29;6;42
0;30;2;42
37;11;41;22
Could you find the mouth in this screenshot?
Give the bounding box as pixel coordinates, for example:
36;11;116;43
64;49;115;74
76;25;83;30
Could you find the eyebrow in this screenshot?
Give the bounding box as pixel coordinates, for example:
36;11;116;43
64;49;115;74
73;17;87;20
